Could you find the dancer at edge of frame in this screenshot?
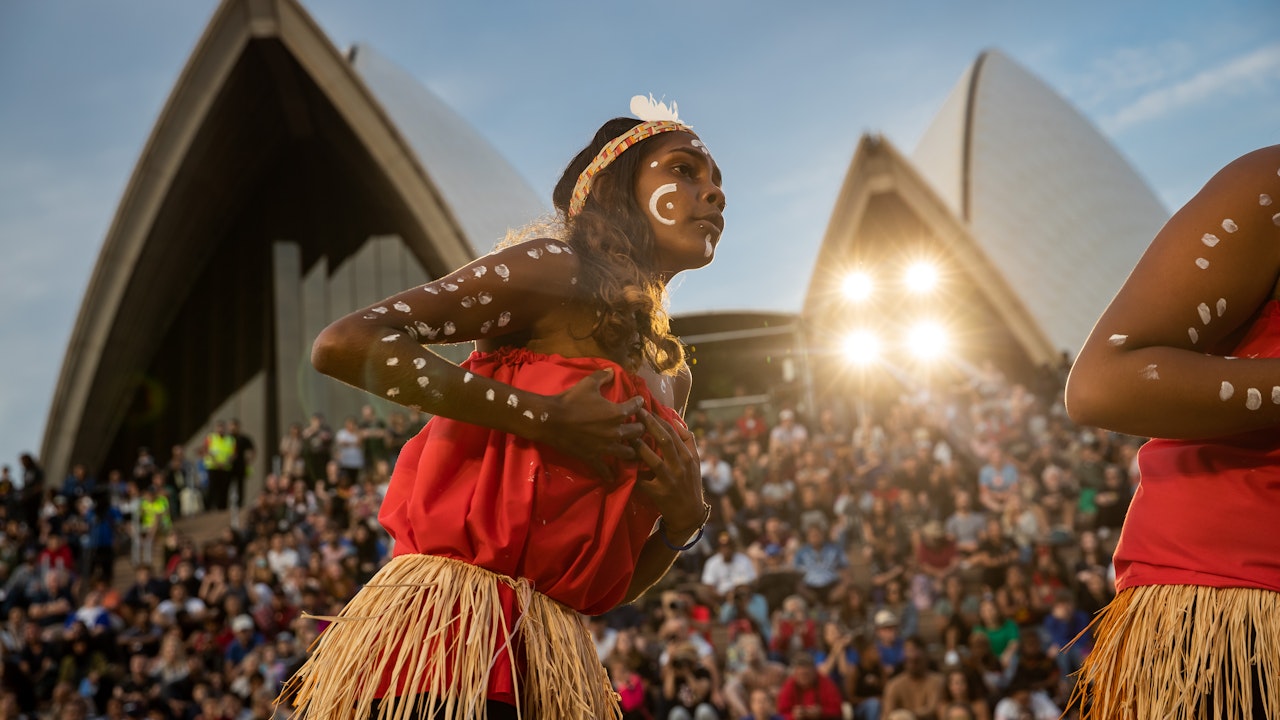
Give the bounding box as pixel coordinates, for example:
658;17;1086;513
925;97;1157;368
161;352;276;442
278;94;724;720
1065;144;1280;720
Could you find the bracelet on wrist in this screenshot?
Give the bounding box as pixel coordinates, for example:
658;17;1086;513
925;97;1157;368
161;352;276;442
658;502;712;552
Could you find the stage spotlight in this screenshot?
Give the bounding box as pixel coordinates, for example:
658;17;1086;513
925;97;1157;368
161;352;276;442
906;320;948;360
841;271;874;302
903;261;939;294
842;329;882;366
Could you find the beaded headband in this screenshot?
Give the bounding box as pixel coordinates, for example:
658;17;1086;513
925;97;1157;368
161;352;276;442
568;95;695;218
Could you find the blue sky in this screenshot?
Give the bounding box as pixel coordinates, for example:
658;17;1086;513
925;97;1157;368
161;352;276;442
1;0;1277;472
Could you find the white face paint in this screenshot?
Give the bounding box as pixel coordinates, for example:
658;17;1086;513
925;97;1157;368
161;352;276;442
650;161;659;168
1220;381;1235;401
1201;233;1219;247
485;389;495;402
386;358;399;366
1188;327;1199;344
1217;298;1227;317
393;302;411;313
1221;219;1238;233
381;334;400;343
648;183;679;226
703;233;714;257
413;358;427;370
1195;258;1210;270
1141;364;1159;380
1108;334;1128;346
495;264;510;281
1197;303;1211;325
1246;388;1262;410
386;387;400;398
417;376;429;388
1261;194;1273;206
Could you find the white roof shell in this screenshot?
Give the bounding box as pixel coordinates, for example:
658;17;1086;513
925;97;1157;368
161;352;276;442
911;50;1169;356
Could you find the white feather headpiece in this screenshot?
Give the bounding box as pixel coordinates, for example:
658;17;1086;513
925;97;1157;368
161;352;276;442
630;94;682;124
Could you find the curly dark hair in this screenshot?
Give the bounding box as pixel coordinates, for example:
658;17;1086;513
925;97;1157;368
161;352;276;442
551;118;687;375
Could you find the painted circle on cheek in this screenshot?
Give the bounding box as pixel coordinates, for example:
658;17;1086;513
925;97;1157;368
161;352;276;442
648;183;678;226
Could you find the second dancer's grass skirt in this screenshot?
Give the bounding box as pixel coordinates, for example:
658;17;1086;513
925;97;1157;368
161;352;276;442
278;554;621;720
1071;584;1279;720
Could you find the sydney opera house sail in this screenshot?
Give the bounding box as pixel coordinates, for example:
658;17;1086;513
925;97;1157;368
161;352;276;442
40;0;546;482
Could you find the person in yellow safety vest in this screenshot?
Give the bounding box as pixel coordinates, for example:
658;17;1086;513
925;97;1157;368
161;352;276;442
138;483;171;565
203;419;236;511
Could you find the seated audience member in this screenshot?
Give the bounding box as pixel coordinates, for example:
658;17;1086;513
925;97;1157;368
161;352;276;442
793;521;848;606
776;653;842;720
703;531;759;601
742;687;784;720
992;677;1059;720
882;636;945;719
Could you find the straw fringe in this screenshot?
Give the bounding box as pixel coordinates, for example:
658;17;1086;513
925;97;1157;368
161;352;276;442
278;554;622;720
1070;584;1279;720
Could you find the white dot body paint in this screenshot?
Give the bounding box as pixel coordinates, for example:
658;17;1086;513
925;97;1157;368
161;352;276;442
1222;219;1238;233
363;314;376;320
417;376;429;388
1217;298;1227;317
443;322;456;336
527;247;543;259
1201;233;1219;247
413;358;427;370
1188;327;1199;344
495;264;510;281
381;333;400;342
1141;364;1159;380
442;283;459;292
1196;258;1210;269
570;277;578;285
650;161;658;168
1246;388;1263;410
393;302;411;313
473;266;487;278
546;243;562;254
498;312;511;327
540;412;549;422
415;322;438;340
1262;194;1273;206
507;394;519;408
460;296;475;308
480;320;493;334
1220;381;1235;401
522;410;535;420
478;292;492;305
386;387;400;398
1272;212;1280;227
454;276;466;284
1197;303;1212;325
371;306;388;314
386;358;399;366
463;372;473;383
690;139;710;156
704;234;714;257
423;286;439;294
1108;334;1128;346
648;183;679;225
1273;387;1280;404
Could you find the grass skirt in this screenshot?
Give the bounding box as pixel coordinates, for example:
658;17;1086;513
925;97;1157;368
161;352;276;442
278;554;621;720
1071;584;1279;720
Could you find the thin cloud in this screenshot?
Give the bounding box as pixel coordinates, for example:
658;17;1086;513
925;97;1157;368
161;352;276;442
1103;43;1280;133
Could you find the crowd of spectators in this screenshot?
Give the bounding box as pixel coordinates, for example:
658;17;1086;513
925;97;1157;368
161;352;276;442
0;358;1136;720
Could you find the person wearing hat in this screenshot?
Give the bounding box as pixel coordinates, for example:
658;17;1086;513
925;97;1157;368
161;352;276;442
872;609;905;675
777;652;842;720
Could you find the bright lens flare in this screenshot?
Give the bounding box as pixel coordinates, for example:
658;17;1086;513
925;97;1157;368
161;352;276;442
906;321;948;360
903;262;939;294
842;330;881;366
841;272;874;302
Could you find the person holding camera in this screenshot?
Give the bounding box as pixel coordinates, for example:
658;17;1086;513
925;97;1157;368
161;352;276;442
662;642;719;720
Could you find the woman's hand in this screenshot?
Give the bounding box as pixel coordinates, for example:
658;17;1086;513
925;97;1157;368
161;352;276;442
534;369;645;482
632;409;705;531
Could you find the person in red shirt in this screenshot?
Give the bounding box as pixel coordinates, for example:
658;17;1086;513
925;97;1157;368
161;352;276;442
282;96;721;720
777;653;843;720
1066;146;1280;719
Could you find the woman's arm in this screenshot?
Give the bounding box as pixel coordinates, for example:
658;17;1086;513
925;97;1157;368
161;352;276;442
1066;146;1280;438
311;240;645;474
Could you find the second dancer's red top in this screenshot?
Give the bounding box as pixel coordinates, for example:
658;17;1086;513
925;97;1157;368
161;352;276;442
1117;299;1280;593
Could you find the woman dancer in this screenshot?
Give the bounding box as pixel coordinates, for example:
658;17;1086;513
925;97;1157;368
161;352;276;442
1066;145;1280;719
282;96;724;719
